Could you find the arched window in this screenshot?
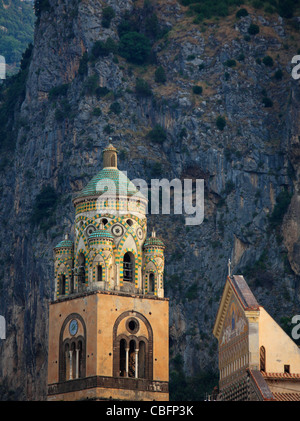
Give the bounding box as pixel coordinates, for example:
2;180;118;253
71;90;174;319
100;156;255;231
128;340;136;378
59;315;86;382
63;343;70;381
149;273;155;293
97;265;103;282
260;346;266;372
59;274;66;295
113;312;153;380
126;219;133;226
119;339;127;377
139;341;146;379
77;340;83;378
78;253;85;285
123;252;135;283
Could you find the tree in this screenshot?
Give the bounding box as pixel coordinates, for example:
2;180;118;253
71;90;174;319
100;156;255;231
119;32;151;65
216;115;226;131
147;125;167;144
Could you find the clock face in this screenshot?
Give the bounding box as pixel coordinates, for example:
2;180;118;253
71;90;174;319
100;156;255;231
69;319;78;336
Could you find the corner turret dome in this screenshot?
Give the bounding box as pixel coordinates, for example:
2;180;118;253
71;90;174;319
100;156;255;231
54;234;74;250
144;229;165;249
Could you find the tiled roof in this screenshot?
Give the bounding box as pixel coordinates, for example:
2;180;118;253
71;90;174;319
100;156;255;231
73;168;145;200
248;370;275;401
54;239;74;249
273;392;300;401
144;237;165;248
229;275;260;310
262;372;300;380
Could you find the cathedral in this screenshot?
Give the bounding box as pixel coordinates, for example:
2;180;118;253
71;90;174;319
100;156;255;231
47;144;169;401
213;273;300;401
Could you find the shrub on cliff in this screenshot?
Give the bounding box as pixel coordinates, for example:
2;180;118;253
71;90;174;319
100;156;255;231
216;115;226;131
102;6;115;28
119;32;151;65
147;125;167;144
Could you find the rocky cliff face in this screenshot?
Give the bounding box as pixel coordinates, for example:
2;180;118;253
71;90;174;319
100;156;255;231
0;0;300;400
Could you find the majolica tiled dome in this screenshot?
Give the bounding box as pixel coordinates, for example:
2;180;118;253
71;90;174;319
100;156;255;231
144;230;165;249
74;168;144;199
54;237;74;249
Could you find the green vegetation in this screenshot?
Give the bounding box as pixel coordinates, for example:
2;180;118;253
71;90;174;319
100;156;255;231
90;38;117;60
216;115;226;131
147;125;167;144
34;0;52;18
192;85;203;95
0;0;35;68
170;353;218;400
248;23;260;35
180;0;242;21
236;7;249;18
119;31;152;65
223;59;236;67
84;74;99;95
242;250;275;289
78;52;89;76
181;0;300;23
48;84;69;101
102;6;115;28
135;78;152;97
109;101;121;115
154;66;167;83
269;189;292;230
31;185;59;230
274;69;283;80
92;107;102;117
185;282;199;300
262;97;273;107
262;55;274;67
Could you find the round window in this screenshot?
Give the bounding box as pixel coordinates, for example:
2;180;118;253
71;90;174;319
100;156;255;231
126;318;139;334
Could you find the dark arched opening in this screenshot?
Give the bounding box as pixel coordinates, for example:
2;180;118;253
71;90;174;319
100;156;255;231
139;341;146;379
97;265;102;282
128;340;136;378
120;339;127;377
59;274;66;295
149;273;155;293
123;252;135;283
78;253;86;286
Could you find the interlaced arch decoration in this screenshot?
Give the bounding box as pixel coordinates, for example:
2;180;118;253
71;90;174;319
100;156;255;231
112;311;153;380
75;248;89;286
119;248;139;287
55;260;72;297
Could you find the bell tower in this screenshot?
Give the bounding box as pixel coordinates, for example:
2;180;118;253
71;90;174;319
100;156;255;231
47;143;169;401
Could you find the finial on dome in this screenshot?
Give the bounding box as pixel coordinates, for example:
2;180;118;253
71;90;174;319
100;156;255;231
228;258;231;277
152;228;156;237
103;141;118;168
65;234;69;240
